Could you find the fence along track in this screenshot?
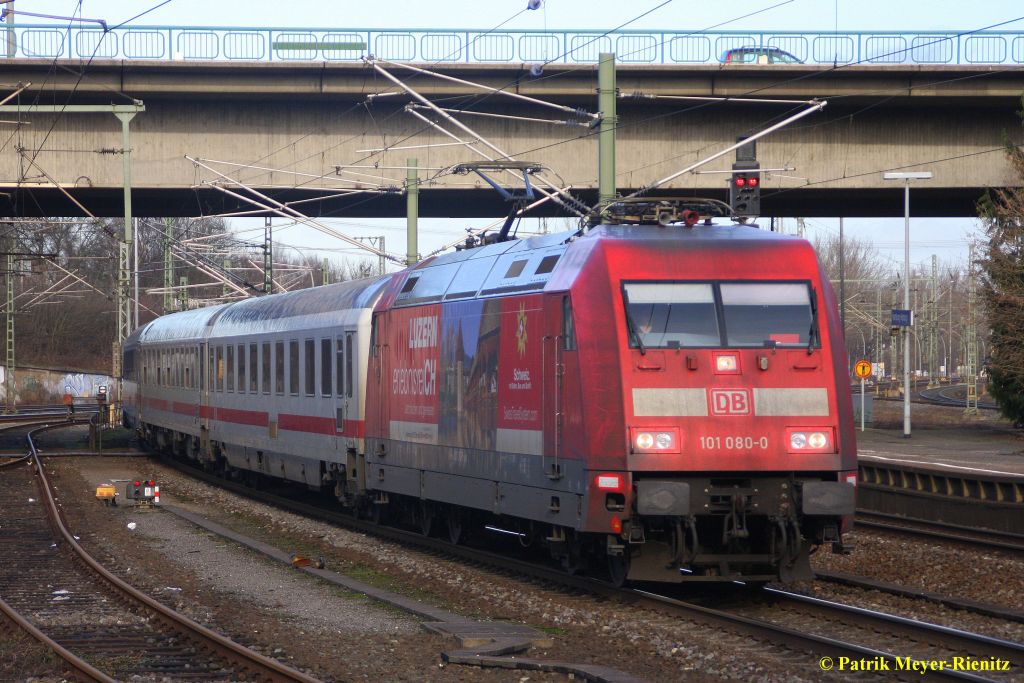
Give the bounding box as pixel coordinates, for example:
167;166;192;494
0;428;323;683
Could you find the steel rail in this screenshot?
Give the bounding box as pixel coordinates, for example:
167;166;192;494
856;510;1024;553
160;454;1008;681
765;588;1024;664
815;571;1024;624
16;426;325;683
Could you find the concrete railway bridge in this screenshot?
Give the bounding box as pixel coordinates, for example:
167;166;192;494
0;58;1021;219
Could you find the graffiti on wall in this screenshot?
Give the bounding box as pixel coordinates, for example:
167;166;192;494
0;367;113;402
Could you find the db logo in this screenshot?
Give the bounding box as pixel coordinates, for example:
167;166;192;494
709;388;751;416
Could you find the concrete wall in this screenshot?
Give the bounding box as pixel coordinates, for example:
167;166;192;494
0;366;114;403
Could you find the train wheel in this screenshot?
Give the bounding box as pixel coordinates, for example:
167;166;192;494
371;502;389;525
560;532;584;575
447;510;465;545
419;502;434;537
607;550;630;587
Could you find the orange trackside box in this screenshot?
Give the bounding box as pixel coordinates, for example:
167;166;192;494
95;483;116;501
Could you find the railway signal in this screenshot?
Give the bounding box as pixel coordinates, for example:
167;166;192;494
730;163;761;217
125;479;159;505
730;137;760;218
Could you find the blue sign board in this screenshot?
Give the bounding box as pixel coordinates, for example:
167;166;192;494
891;309;913;327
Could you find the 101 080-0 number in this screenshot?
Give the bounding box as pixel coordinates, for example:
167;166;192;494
699;435;769;450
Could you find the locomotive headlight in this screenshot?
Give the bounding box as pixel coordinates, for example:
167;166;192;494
630;428;681;453
714;352;739;373
786;428;835;453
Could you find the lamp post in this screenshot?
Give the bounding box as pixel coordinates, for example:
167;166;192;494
883;170;932;438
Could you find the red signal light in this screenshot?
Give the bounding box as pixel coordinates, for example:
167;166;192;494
133;480;141;487
734;176;746;187
148;480;155;486
748;177;759;187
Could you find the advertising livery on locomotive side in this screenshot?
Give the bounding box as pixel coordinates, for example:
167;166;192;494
124;220;856;584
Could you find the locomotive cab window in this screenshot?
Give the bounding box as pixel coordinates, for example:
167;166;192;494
623;283;719;348
622;281;818;349
721;283;815;348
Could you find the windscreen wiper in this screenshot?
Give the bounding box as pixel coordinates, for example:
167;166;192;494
807;288;819;355
622;294;647;356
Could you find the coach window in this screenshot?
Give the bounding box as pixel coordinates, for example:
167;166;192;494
262;342;271;394
289;340;300;395
248;344;258;392
272;342;284;395
562;295;576;351
320;338;332;397
237;343;246;394
304;339;315;396
345;333;354;397
184;352;191;389
342;337;350;395
276;342;284;395
226;345;235;392
215;346;224;392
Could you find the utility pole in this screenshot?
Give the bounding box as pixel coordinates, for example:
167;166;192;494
114;108;139;417
965;243;979;415
5;1;15;58
357;236;387;276
177;275;189;311
597;52;617;206
927;255;939;388
948;276;955;379
222;258;231;299
839;217;845;339
4;252;14;413
875;288;883;393
263;217;273;294
407;157;419;266
163;218;174;313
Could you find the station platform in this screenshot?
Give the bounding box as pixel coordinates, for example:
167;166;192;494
854;423;1023;532
857;427;1024;478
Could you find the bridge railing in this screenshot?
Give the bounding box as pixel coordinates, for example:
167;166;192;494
2;24;1022;65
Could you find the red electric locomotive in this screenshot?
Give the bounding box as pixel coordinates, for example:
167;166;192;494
364;206;855;584
124;203;855;585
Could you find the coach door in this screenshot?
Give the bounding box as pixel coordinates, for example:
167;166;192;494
199;341;212;456
335;331;356;434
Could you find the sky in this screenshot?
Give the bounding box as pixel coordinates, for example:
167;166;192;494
13;0;1024;274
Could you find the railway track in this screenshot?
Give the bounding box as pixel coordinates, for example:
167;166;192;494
856;510;1024;554
865;382;999;410
0;422;323;683
815;571;1024;625
160;454;1023;681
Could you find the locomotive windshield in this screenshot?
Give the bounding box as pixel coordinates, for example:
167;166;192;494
623;281;816;349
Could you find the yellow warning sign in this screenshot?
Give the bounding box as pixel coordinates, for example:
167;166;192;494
854;359;872;379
